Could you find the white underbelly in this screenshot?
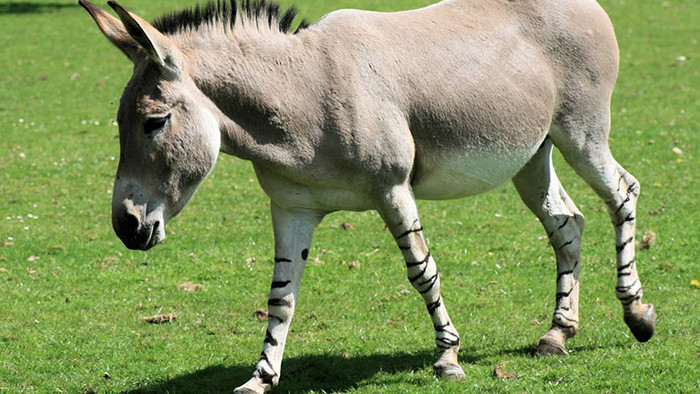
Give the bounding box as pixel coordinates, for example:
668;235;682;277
412;147;537;200
253;146;538;212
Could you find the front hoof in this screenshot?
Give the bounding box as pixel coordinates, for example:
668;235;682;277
535;339;568;356
535;329;569;356
624;303;657;343
234;377;270;394
434;362;466;381
234;389;262;394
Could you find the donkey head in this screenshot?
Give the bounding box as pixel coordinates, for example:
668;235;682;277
81;1;221;250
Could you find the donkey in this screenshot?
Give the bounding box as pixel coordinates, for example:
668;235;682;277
81;0;656;392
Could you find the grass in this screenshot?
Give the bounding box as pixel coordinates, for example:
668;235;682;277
0;0;697;392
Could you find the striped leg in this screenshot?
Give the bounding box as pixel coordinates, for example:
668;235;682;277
235;203;324;394
552;124;656;343
606;166;655;341
513;139;584;355
376;186;465;380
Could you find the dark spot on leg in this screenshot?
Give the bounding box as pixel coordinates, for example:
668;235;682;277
264;330;278;346
301;249;309;260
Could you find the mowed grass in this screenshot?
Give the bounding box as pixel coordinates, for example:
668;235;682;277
0;0;697;392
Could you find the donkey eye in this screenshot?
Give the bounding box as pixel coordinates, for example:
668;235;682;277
143;114;170;135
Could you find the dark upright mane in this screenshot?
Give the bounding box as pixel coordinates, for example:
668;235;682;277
152;0;308;35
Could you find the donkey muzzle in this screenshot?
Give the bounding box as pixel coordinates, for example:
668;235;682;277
112;202;163;251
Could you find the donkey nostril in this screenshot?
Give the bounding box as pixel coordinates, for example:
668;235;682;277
121;212;140;234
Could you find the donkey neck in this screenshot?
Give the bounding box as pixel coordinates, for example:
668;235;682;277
182;32;320;162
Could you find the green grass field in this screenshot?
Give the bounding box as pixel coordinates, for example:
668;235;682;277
0;0;697;392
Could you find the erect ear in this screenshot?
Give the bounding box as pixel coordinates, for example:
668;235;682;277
79;0;140;60
108;1;183;80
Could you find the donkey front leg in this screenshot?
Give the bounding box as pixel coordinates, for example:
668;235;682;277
376;186;466;381
235;203;324;394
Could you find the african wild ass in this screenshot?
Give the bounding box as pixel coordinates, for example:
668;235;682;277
80;0;656;392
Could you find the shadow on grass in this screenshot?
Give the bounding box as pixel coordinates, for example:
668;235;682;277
125;351;437;394
0;2;79;15
123;340;645;393
124;343;556;393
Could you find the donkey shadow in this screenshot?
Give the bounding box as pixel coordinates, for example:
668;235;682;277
125;344;544;393
126;350;437;393
123;340;635;392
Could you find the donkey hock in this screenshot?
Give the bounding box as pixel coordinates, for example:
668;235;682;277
81;0;657;392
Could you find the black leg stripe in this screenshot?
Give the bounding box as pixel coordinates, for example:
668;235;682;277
618;288;642;302
557;239;575;250
616;173;625;193
618;271;632;277
408;264;429;283
264;330;278;346
271;280;292;289
417;273;438;287
274;257;292;263
436;337;460;349
556;287;573;301
556;260;579;282
418;274;439;294
614;197;630;215
268;314;284;324
617;259;635;272
553;321;575;330
557;217;570;230
427;297;442;315
257;352;277;385
616;237;634;253
406;252;431;267
616;213;635;227
268;298;293;308
396;226;424;240
260;351;271;365
615;279;639;293
553;312;579;323
434;325;459;338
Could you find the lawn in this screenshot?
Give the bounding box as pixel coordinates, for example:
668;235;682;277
0;0;697;393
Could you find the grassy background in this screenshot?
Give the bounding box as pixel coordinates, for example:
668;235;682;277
0;0;697;392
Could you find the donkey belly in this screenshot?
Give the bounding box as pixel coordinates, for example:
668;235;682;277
412;145;539;200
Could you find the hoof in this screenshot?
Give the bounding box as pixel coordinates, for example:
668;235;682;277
434;362;466;381
624;303;657;342
234;389;262;394
535;328;569;356
234;377;270;394
535;339;569;356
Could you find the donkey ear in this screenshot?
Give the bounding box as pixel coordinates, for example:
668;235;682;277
107;1;182;79
79;0;140;60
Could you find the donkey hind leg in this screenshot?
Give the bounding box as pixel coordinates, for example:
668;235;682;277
235;203;324;394
376;186;466;380
551;120;656;343
513;138;584;356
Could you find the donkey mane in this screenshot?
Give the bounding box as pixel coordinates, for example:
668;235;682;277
152;0;308;36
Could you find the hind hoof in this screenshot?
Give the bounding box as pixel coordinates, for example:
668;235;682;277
434;362;466;381
624;303;657;342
